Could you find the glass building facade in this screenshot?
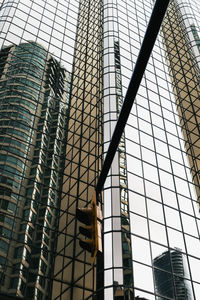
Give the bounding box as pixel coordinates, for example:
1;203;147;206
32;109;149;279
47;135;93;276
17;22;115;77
0;0;200;300
154;248;192;299
0;41;70;298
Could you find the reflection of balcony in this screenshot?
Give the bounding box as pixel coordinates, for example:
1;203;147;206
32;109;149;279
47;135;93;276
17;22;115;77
123;268;133;277
121;210;129;218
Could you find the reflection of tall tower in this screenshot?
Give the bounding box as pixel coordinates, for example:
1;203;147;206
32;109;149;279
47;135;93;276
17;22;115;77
52;0;103;299
1;0;200;299
161;0;200;204
153;249;192;299
0;42;70;298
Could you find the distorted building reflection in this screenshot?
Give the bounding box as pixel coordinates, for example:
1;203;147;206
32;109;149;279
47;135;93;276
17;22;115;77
0;42;70;298
161;0;200;205
154;248;192;299
1;0;200;299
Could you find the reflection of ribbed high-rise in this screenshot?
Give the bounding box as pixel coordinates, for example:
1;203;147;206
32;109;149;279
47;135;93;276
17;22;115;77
162;0;200;204
154;249;192;300
0;42;70;298
1;0;200;299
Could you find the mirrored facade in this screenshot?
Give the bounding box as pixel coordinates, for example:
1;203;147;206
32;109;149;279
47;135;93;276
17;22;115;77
103;0;200;299
0;0;200;299
154;248;192;299
0;41;70;298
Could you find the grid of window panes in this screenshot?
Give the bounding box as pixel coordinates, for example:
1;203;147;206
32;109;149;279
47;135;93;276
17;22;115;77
0;40;70;299
0;0;79;72
162;0;200;206
52;0;103;299
103;0;200;299
1;0;200;300
0;0;78;299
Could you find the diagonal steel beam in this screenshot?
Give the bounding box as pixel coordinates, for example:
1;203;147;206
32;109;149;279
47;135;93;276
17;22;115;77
96;0;170;195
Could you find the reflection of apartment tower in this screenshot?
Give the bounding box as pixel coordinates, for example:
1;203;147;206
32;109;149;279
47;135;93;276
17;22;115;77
1;0;200;299
161;0;200;203
153;249;192;299
52;0;103;299
0;42;70;298
114;40;133;298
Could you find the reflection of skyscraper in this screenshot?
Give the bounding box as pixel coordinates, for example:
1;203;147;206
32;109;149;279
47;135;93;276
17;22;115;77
161;0;200;204
154;249;192;299
0;42;70;298
0;0;200;299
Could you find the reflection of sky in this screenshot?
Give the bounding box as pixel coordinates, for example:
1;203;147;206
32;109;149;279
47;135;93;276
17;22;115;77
103;0;200;299
1;0;200;298
0;0;79;72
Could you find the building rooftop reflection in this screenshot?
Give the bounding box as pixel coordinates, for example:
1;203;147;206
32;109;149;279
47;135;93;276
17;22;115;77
154;248;192;300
